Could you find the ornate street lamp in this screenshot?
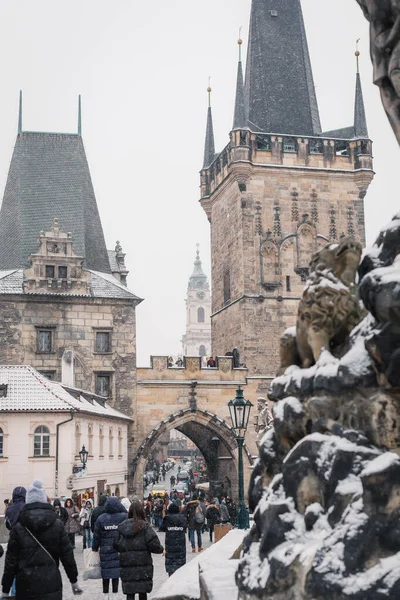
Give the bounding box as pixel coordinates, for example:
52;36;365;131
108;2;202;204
79;445;89;469
228;386;253;529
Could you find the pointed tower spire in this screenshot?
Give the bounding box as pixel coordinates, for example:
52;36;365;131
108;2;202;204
354;42;368;138
189;243;209;290
244;0;321;135
78;95;82;136
203;81;215;169
233;30;246;130
18;90;22;135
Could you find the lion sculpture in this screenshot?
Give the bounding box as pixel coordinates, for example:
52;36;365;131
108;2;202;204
278;237;364;374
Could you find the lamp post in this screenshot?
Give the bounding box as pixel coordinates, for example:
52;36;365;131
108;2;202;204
228;386;253;529
79;445;89;469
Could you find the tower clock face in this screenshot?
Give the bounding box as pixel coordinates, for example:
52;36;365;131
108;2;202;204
196;291;206;300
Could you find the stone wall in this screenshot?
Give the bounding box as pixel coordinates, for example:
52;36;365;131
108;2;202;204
0;293;137;485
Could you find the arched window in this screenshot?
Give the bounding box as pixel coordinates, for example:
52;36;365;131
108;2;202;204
34;426;50;457
199;345;206;357
88;424;93;456
109;428;113;456
197;307;205;323
0;427;3;457
75;424;81;456
118;429;123;457
99;427;104;456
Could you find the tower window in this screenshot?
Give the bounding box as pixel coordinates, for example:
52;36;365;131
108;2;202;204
224;269;231;305
45;265;55;278
95;331;112;353
96;373;111;398
58;266;68;279
283;139;297;153
0;428;3;456
197;307;205;323
38;370;56;381
199;345;206;357
37;329;54;353
286;276;291;292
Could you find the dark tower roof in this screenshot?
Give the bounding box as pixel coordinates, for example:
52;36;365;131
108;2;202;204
244;0;321;135
354;70;368;138
203;88;216;169
233;41;246;130
0;131;111;273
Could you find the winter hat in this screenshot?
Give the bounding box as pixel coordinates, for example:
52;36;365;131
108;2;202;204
26;480;47;504
120;497;131;511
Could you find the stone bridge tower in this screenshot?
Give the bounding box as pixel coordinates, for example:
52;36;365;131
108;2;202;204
200;0;374;377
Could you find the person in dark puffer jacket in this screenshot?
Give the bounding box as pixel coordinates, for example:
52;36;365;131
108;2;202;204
1;480;81;599
92;496;127;596
91;493;108;533
159;503;187;576
5;486;26;531
114;501;163;600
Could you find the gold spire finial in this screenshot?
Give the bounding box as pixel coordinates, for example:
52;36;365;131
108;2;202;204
207;77;212;106
238;26;243;61
355;38;361;73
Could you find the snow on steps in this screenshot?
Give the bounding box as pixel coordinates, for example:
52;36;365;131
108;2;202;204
153;529;246;600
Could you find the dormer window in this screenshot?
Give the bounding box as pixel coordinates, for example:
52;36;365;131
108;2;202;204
45;265;55;278
58;266;67;279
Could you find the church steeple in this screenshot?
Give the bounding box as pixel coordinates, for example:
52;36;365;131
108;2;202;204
354;46;368;138
244;0;321;135
188;244;209;290
203;85;215;169
233;35;246;130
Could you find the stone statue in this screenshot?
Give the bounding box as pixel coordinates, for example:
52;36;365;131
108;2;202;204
237;224;400;599
278;237;363;374
356;0;400;145
254;397;273;442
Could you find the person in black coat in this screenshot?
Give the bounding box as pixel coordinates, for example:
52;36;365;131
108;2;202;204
1;480;82;600
205;500;221;543
53;499;68;525
159;503;187;576
92;496;127;596
5;486;26;530
114;500;163;600
91;493;108;533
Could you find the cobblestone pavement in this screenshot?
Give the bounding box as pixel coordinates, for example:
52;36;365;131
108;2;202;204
0;462;213;598
1;531;212;599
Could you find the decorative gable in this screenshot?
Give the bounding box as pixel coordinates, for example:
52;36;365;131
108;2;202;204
23;218;91;295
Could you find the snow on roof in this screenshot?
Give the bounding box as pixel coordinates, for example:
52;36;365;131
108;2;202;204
0;365;131;421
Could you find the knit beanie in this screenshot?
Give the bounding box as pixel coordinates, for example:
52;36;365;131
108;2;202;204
26;480;47;504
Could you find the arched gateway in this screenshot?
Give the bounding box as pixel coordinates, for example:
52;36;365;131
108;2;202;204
134;355;263;499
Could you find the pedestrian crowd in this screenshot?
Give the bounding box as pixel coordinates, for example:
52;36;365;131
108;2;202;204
0;475;237;599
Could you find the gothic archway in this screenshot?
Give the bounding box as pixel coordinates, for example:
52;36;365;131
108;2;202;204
132;408;253;500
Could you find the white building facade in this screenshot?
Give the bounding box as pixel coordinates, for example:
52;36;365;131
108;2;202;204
181;246;212;362
0;366;131;505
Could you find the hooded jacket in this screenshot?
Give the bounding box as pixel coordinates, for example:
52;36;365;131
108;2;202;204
91;493;107;533
183;499;203;531
5;487;26;530
114;518;163;594
1;502;78;600
206;504;221;525
53;500;68;525
159;507;187;575
92;497;127;580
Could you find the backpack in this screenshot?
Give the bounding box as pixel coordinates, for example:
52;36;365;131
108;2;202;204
195;504;205;524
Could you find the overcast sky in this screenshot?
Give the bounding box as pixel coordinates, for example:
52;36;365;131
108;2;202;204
0;0;398;366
